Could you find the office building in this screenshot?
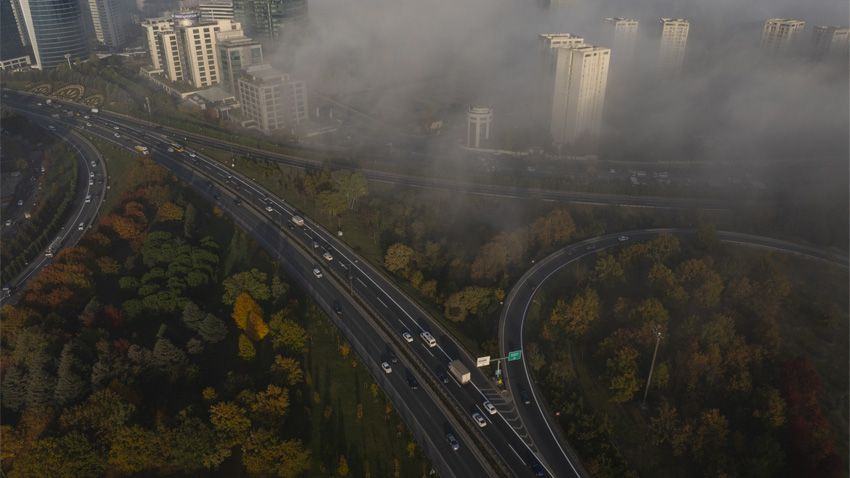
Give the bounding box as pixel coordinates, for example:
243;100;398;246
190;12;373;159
466;107;493;149
812;25;849;59
233;0;307;41
88;0;131;49
238;64;307;133
541;34;610;145
1;0;32;69
603;17;638;65
658;17;689;75
761;18;805;53
13;0;89;69
217;29;262;92
199;0;233;21
142;15;244;88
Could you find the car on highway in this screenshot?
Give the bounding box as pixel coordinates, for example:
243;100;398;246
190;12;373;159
89;172;94;178
188;152;197;158
89;179;94;186
519;387;532;405
585;244;595;250
264;206;274;213
420;331;437;347
618;235;629;242
114;133;120;138
4;219;12;227
437;370;449;384
84;195;92;204
387;350;398;364
312;267;323;279
332;301;342;317
406;375;419;390
312;240;320;249
381;362;392;374
78;222;85;231
85;122;92;127
90;161;96;167
483;401;497;415
530;459;546;477
291;215;305;227
322;251;333;261
16;200;23;206
446;433;460;451
167;147;174;152
472;412;487;428
113;126;119;130
402;331;413;343
48;125;56;131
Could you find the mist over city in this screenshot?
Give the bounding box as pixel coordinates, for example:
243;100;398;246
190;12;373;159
0;0;847;476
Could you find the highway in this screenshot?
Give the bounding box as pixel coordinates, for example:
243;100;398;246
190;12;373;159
3;90;735;211
0;121;106;305
498;228;850;478
7;97;554;477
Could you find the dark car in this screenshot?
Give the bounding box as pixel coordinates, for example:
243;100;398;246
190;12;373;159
530;459;546;477
519;387;532;406
233;197;242;205
446;433;460;451
332;301;343;317
388;351;398;364
406;374;419;390
436;369;449;384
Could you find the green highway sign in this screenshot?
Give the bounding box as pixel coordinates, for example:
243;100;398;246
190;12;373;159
507;350;522;361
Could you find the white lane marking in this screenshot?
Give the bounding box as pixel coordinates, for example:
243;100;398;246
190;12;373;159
507;444;526;466
420;344;435;358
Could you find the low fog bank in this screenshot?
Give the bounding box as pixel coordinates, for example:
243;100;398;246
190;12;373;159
278;0;847;163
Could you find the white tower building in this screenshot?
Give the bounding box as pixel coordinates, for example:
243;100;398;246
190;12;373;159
761;18;805;53
466;107;493;149
603;17;639;66
658;18;689;75
811;25;849;59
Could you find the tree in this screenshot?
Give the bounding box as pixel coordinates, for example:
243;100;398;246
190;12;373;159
269;312;308;353
157;201;184;222
238;334;256;360
444;287;495;322
222;269;270;304
384;243;416;276
241;429;310;478
158;415;218;474
60;389;135;439
232;292;268;341
250;384;289;424
107;425;160;473
152;337;188;376
272;355;304;386
197;314;228;344
318;190;347;223
338;455;350;476
209;401;251;444
9;432;105;478
54;342;87;405
332;170;369;210
605;346;640;403
183;202;197;238
593;254;624;283
530;208;575;248
554;287;600;338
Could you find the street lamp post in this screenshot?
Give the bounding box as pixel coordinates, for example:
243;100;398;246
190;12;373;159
642;325;663;406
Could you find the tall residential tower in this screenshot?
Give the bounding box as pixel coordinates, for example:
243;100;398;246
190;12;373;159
761;18;805;53
658;17;689;75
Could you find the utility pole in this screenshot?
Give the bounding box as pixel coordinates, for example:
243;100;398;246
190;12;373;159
642;325;663;406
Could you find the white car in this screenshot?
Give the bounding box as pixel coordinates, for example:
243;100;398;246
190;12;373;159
188;152;197;158
312;267;323;279
89;172;94;178
90;161;96;167
113;126;119;130
322;251;333;261
114;133;120;138
472;412;487;428
402;331;414;343
420;331;437;348
618;235;629;242
78;222;85;231
48;125;55;130
167;147;174;153
16;200;23;206
381;362;392;374
84;195;92;203
85;122;92;127
483;401;497;415
89;180;94;186
264;206;274;213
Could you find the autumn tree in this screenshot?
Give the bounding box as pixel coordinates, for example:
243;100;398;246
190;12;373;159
269;311;308;353
384;243;416;276
530;208;576;248
107;425;160;473
444;286;496;322
232;292;269;341
156;201;185;222
606;346;640;403
548;287;600;338
222;269;270;304
332;170;369;210
272;355;304;386
249;384;289;425
238;334;256;360
241;429;310;478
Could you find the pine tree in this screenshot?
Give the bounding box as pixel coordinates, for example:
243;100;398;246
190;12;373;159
54;343;87;405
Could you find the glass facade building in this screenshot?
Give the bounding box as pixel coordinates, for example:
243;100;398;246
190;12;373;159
16;0;89;68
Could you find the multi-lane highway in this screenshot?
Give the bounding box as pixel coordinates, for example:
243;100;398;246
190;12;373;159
7;95;560;477
498;228;850;475
1;122;106;304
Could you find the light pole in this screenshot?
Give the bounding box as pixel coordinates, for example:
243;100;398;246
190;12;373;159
642;325;663;406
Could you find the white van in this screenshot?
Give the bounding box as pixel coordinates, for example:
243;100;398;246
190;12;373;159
420;331;437;348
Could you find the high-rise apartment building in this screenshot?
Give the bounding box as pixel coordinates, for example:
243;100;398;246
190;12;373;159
761;18;805;53
217;28;262;92
658;17;689;75
142;15;244;88
233;0;306;41
14;0;89;68
602;17;638;65
87;0;130;49
466;107;493;149
812;25;849;59
238;63;307;133
540;34;610;145
199;0;233;21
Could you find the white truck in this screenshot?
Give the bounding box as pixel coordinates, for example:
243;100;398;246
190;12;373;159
90;108;99;114
448;360;470;384
291;215;305;227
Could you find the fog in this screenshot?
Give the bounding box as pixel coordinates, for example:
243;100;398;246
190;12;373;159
275;0;848;163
